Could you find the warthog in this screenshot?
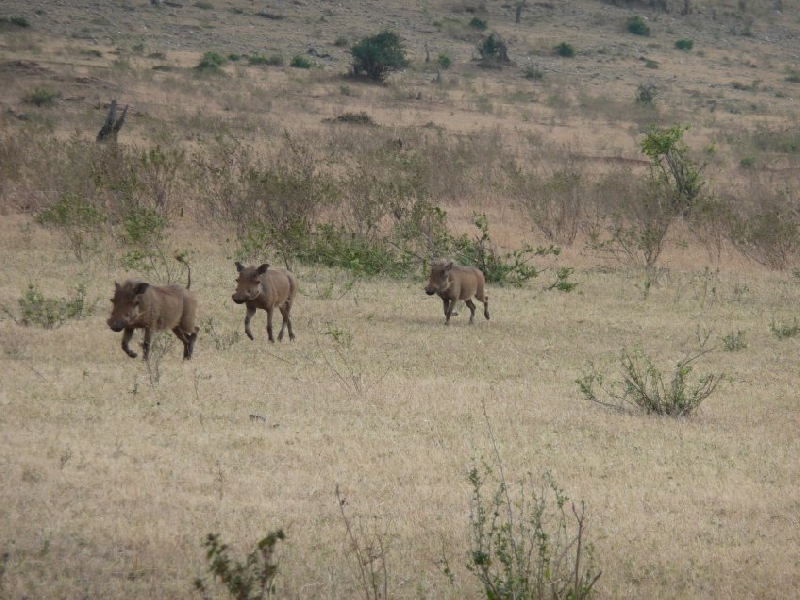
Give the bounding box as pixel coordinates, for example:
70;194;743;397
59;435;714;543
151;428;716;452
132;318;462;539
424;259;490;325
232;262;297;342
107;260;199;360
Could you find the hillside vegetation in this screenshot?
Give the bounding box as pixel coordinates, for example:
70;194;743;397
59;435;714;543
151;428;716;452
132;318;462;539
0;1;799;598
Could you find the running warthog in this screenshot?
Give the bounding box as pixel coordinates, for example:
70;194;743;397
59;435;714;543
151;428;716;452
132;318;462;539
424;259;490;325
232;262;297;342
107;260;199;360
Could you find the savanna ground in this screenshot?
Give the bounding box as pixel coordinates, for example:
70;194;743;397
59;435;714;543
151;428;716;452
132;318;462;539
1;0;800;598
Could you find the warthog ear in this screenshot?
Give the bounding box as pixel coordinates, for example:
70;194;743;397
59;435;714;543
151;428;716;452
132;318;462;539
445;261;454;270
256;263;270;275
235;261;245;272
133;282;150;296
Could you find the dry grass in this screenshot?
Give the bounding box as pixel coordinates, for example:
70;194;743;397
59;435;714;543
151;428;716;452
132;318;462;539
1;216;800;598
1;0;800;597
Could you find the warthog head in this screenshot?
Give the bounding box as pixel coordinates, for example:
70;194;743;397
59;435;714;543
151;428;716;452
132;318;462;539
424;260;453;296
107;281;150;332
232;262;269;304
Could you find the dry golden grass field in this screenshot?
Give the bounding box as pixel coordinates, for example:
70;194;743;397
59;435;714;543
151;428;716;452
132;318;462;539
1;0;800;598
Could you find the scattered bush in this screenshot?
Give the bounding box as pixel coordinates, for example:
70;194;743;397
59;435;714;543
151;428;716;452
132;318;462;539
333;36;349;47
636;82;658;104
194;530;285;600
1;16;31;28
721;330;747;351
522;65;544;80
469;16;488;30
197;51;227;70
577;349;722;416
23;86;58;106
554;42;575;58
675;38;694;51
290;54;313;69
627;15;651;36
15;283;94;329
770;318;800;339
351;30;408;82
437;53;452;69
36;192;106;262
477;32;511;66
194;1;213;9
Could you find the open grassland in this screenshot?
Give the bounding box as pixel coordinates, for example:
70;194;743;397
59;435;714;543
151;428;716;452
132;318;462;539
1;0;800;598
1;217;800;598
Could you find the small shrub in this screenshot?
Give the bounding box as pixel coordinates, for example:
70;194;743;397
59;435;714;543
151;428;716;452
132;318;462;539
627;15;651;36
351;30;408;82
636;82;658;104
739;156;756;168
194;530;285;600
675;38;694;51
548;267;578;292
333;35;349;47
194;1;213;9
469;16;488;30
437;53;452;69
721;330;747;351
2;15;31;28
645;59;659;68
23;86;58;106
554;42;575;58
248;53;283;66
290;54;313;68
523;65;544;80
577;349;722;416
17;283;94;329
227;53;241;62
770;318;800;339
478;32;510;64
37;192;106;262
785;68;800;83
197;51;226;70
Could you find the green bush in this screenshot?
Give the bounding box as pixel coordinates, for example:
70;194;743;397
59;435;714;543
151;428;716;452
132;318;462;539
37;192;106;262
17;283;94;329
437;54;452;69
197;51;227;70
333;36;349;47
467;464;600;600
194;530;285;600
554;42;575;58
249;53;283;66
636;82;658;105
721;330;747;351
577;349;722;416
469;16;488;30
351;30;408;82
290;54;313;68
675;38;694;51
23;86;58;106
478;32;510;64
523;65;544;80
770;319;800;339
627;15;651;36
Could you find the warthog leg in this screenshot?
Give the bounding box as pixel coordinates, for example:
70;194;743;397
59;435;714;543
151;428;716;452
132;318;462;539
483;297;490;320
266;306;276;343
465;299;477;324
277;303;295;341
142;328;152;360
244;305;256;340
121;327;138;358
173;327;197;360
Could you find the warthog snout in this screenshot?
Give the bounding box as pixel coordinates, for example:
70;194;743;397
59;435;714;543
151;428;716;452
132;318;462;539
425;259;490;326
233;261;298;343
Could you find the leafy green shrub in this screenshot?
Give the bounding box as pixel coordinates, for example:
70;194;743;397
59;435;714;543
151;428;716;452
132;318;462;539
522;65;544;80
770;319;800;339
197;51;227;70
437;53;452;69
249;53;283;66
23;86;58;106
627;15;651;36
37;192;106;262
467;464;600;600
351;30;408;82
194;530;285;600
1;16;31;28
554;42;575;58
17;283;94;329
469;16;488;30
675;38;694;51
290;54;313;68
300;224;407;276
731;205;798;270
577;349;722;416
739;156;756;168
478;32;510;64
549;267;578;292
722;330;747;351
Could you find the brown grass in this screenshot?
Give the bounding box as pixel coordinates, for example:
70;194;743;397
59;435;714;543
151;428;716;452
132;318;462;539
1;0;800;597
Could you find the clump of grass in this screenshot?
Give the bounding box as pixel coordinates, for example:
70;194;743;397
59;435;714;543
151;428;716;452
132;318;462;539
193;1;214;9
249;53;283;66
333;35;349;47
721;330;747;351
23;86;58;106
770;318;800;339
523;65;544;80
469;16;488;30
197;51;226;70
437;53;452;69
675;38;694;51
14;284;94;329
